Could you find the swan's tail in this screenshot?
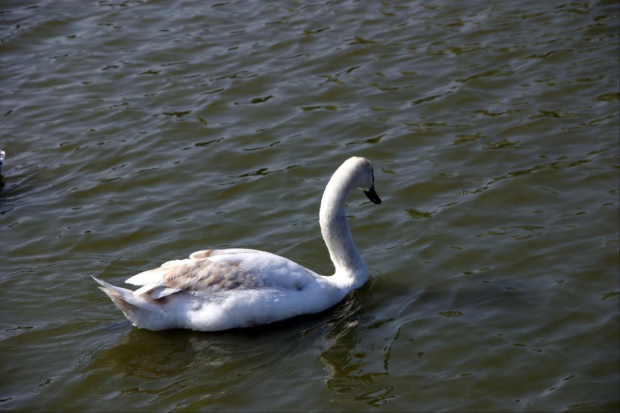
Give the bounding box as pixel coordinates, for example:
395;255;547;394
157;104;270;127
92;276;157;328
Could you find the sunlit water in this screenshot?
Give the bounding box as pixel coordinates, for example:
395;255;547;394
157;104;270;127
1;0;618;411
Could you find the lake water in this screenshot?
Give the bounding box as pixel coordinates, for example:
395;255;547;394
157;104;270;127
1;0;618;411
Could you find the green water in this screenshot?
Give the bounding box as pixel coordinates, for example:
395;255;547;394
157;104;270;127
1;0;618;411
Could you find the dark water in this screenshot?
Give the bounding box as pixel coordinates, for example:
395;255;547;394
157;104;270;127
1;0;618;411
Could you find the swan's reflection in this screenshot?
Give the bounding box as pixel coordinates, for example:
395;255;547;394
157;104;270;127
316;284;400;407
90;281;401;409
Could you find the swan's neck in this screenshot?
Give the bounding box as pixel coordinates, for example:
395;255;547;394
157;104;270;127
319;168;369;291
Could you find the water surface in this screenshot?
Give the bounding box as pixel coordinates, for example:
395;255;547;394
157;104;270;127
1;0;618;411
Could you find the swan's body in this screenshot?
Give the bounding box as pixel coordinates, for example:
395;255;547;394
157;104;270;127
0;149;5;188
0;149;5;174
93;156;381;331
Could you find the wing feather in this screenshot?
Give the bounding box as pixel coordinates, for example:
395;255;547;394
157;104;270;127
124;248;317;300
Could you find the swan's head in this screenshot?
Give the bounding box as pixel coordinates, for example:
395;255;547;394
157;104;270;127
344;156;382;205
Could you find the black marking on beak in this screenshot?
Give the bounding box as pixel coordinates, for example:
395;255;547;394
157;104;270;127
364;185;382;205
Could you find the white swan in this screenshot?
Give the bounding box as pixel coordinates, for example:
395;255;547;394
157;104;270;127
92;156;381;331
0;149;5;174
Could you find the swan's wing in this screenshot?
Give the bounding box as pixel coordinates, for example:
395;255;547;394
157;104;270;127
125;248;318;298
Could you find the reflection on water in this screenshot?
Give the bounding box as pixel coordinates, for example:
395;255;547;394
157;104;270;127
318;288;394;407
70;289;407;410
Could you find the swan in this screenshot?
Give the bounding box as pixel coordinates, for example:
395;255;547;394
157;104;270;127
0;149;5;174
92;156;382;331
0;149;5;189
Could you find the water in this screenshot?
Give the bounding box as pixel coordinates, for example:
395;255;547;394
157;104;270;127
1;0;618;411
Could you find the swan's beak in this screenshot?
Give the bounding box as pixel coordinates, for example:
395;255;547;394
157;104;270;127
364;185;382;205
